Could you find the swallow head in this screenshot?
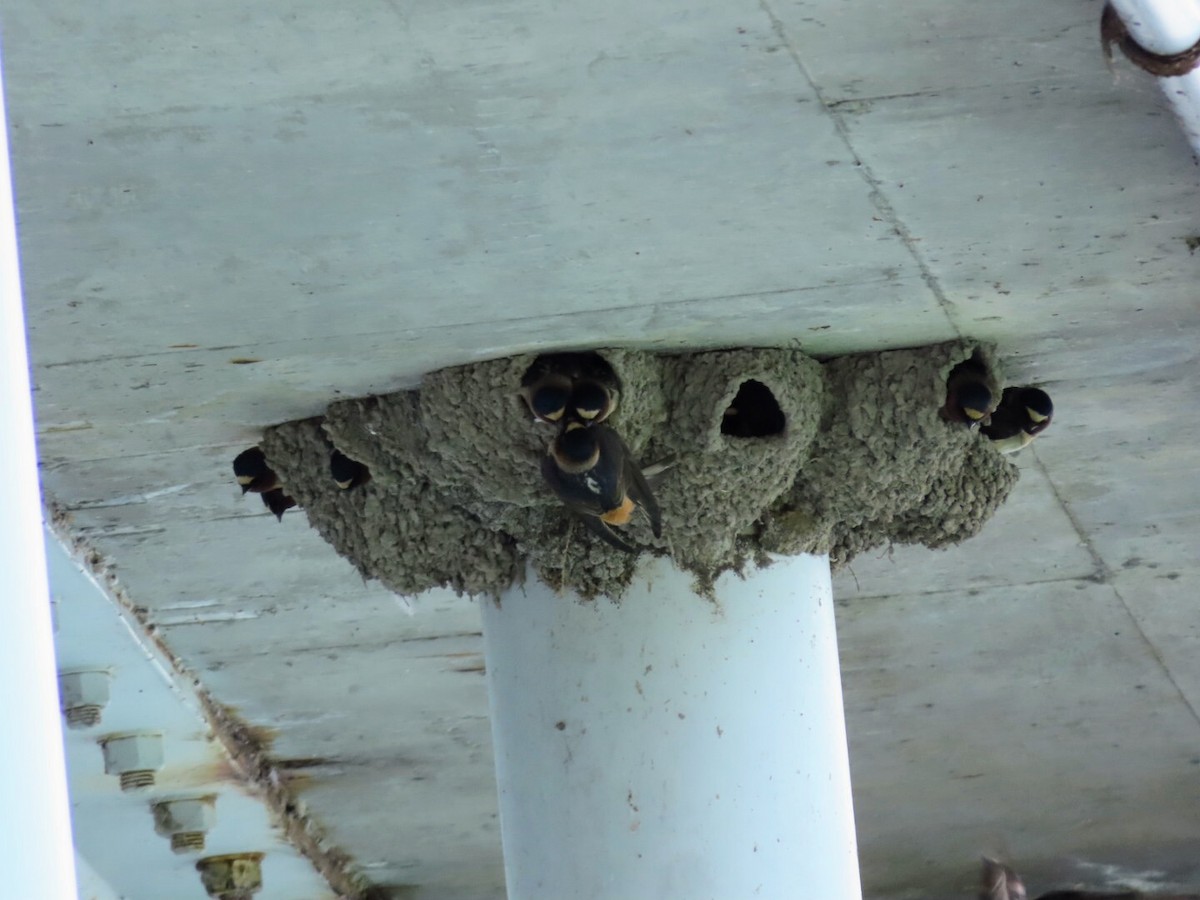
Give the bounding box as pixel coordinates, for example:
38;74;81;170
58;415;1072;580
1020;387;1053;433
233;447;273;493
233;447;267;480
572;380;616;424
553;421;601;472
330;450;370;490
958;382;994;425
522;375;572;424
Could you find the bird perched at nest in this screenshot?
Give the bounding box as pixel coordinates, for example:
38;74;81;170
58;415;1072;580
981;386;1053;454
541;420;661;553
330;450;371;490
520;353;621;426
942;356;1000;428
519;361;574;425
233;447;278;493
232;447;296;521
570;375;619;426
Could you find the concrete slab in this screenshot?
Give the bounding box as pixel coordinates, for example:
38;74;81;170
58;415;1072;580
838;579;1200;899
6;0;1200;895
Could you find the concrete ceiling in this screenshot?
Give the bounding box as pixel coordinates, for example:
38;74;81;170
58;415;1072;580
6;0;1200;896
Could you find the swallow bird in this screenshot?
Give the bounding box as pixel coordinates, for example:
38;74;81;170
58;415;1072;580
942;356;999;428
569;356;620;425
520;353;621;426
542;421;661;553
330;450;371;490
570;377;619;425
981;386;1053;454
233;447;295;521
233;447;279;493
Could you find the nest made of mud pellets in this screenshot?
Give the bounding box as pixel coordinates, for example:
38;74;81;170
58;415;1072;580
257;341;1018;600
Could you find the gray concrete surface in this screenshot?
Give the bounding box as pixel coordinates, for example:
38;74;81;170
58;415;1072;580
5;0;1200;895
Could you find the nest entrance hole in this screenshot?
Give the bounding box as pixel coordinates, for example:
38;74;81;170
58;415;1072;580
721;380;785;437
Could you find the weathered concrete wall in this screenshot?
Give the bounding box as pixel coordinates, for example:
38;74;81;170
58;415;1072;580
260;341;1018;599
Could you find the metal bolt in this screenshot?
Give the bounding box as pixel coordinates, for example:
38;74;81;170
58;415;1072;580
98;732;164;792
58;669;111;730
172;832;206;853
152;796;217;854
119;770;155;791
195;853;264;899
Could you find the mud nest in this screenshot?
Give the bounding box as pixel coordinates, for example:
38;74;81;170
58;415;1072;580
258;341;1018;600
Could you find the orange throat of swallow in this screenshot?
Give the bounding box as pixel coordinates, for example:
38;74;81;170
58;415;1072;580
600;495;636;527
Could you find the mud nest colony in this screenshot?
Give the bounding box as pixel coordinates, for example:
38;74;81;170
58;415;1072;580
256;340;1020;600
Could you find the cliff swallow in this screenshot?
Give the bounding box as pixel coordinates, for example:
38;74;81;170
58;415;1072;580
520;352;621;426
981;857;1027;900
330;450;371;490
981;386;1053;454
942;356;999;428
519;362;573;425
233;447;295;519
569;356;620;425
260;488;296;521
232;447;280;494
570;377;619;425
542;421;661;552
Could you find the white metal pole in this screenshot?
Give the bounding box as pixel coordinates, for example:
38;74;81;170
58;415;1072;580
0;51;80;899
1108;0;1200;56
481;554;862;900
1107;0;1200;157
1154;69;1200;154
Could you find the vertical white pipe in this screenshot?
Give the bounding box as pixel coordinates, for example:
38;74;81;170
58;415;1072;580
482;554;861;900
1156;69;1200;155
1107;0;1200;56
0;53;80;899
1106;0;1200;158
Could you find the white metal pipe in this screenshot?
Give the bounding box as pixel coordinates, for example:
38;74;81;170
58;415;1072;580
1157;68;1200;154
1107;0;1200;57
1106;0;1200;158
482;554;862;900
0;54;80;899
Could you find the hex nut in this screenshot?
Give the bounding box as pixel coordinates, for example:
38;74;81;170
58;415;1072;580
58;669;111;729
152;796;217;853
98;732;164;792
195;853;264;899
